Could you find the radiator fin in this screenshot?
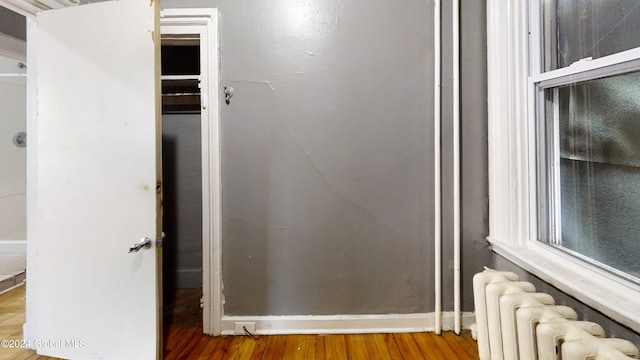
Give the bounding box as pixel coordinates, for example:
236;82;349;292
473;268;640;360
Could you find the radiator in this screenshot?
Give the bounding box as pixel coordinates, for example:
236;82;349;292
473;268;640;360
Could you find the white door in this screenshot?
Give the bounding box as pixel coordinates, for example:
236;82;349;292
25;0;162;358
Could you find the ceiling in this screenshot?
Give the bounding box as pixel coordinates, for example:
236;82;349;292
0;0;78;18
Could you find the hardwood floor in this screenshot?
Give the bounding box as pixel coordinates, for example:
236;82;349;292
0;285;479;359
163;287;203;328
161;329;479;359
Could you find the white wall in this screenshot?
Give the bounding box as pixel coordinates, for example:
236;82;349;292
0;55;26;275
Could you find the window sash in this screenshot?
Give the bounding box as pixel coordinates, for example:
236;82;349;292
486;0;640;333
530;48;640;88
530;1;640;283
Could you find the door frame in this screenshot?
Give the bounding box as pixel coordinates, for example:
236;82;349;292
160;8;222;336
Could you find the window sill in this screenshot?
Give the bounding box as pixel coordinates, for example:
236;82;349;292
487;236;640;333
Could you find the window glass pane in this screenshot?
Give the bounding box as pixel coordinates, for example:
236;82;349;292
542;71;640;280
544;0;640;71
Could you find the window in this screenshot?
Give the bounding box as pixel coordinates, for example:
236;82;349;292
533;0;640;283
486;0;640;332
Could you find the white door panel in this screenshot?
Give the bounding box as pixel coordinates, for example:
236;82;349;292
27;0;161;358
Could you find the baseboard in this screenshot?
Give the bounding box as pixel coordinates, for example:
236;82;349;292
0;240;27;253
0;271;25;295
221;312;475;335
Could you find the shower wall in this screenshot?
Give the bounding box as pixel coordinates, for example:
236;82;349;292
0;54;27;276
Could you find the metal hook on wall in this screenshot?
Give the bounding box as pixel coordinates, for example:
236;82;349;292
13;132;26;147
223;85;234;105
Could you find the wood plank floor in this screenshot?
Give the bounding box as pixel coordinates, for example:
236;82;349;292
1;285;479;359
161;330;479;359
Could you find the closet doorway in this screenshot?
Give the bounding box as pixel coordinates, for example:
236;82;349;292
160;9;222;335
161;39;203;328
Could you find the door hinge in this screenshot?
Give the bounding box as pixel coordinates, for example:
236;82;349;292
156;232;166;248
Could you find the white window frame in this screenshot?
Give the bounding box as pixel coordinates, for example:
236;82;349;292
486;0;640;332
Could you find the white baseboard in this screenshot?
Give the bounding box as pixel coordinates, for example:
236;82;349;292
0;240;27;253
221;312;475;335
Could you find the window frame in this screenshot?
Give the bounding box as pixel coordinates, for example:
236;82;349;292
486;0;640;332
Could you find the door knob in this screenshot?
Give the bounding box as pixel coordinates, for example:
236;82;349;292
128;237;152;253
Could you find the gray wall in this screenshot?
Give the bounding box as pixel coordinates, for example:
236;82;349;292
0;7;25;40
216;0;435;316
459;0;492;311
162;113;202;289
440;0;492;312
159;0;492;317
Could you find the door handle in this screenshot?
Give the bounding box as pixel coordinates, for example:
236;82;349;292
128;237;152;253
